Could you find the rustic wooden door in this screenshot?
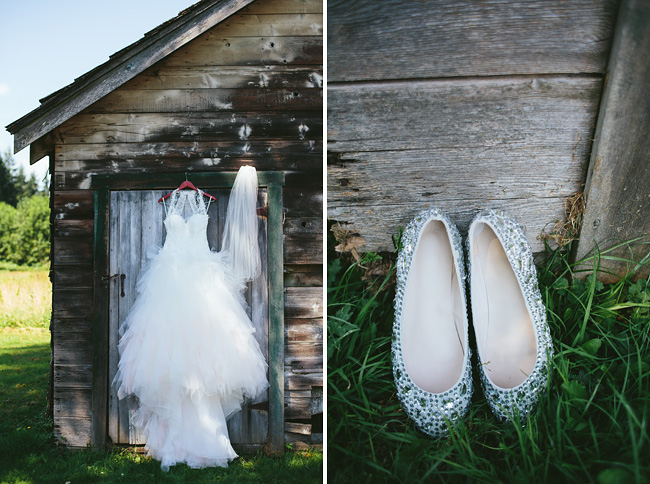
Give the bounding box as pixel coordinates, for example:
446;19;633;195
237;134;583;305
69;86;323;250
106;187;269;447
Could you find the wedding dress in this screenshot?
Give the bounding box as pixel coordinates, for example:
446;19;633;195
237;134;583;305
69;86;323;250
113;166;268;470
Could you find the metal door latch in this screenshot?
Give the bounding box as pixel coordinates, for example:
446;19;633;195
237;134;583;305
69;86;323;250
101;273;126;297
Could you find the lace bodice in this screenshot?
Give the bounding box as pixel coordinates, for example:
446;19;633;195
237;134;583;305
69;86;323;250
158;166;260;281
165;189;210;217
163;190;211;254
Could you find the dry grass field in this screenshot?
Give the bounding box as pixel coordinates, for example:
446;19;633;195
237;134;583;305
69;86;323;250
0;270;51;329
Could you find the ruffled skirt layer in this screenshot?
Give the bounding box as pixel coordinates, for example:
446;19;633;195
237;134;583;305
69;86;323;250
113;244;268;469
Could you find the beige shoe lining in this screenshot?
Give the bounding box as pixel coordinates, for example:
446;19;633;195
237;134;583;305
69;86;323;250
470;223;537;389
402;220;466;393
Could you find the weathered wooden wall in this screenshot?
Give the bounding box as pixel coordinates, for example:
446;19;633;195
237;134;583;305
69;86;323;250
328;0;619;254
50;0;322;448
574;0;650;281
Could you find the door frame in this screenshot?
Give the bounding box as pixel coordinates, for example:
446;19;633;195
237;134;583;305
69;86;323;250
91;171;285;454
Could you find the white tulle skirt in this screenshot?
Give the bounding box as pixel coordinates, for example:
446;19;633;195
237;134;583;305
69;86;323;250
113;240;268;470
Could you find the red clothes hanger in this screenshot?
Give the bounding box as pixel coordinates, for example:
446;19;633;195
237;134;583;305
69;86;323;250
158;180;216;202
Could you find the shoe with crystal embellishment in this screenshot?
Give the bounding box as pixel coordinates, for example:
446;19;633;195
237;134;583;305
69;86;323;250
392;208;473;438
467;209;553;423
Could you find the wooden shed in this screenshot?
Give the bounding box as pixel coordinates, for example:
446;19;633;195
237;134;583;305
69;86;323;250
328;0;650;280
6;0;323;453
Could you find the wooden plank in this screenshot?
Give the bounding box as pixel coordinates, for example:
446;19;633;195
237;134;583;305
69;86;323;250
53;219;93;237
328;77;601;152
575;0;650;282
57;111;323;144
328;76;602;254
51;318;93;333
114;191;131;444
54;160;320;190
56;140;321;161
284;218;321;237
157;36;322;68
328;0;617;82
51;266;93;289
53;237;93;265
52;191;93;219
53;416;92;448
92;189;109;449
188;13;322;37
284;229;322;264
10;0;258;152
285;171;322;187
54;364;93;389
52;331;93;365
90;171;285;190
286;342;323;359
30;132;54;165
84;88;322;114
286;355;321;372
284;394;311;419
331;197;575;256
285;422;311;435
107;191;120;444
284;187;322;217
283;265;322;287
285;287;323;318
242;0;322;14
284;216;322;264
52;289;93;318
267;182;285;454
54;388;92;419
286;318;323;342
285;370;323;391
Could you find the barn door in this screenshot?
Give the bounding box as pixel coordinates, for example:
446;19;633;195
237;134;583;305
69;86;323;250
105;187;269;446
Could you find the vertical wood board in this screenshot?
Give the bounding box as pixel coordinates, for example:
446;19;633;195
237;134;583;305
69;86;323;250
575;0;650;281
267;184;285;454
91;189;109;449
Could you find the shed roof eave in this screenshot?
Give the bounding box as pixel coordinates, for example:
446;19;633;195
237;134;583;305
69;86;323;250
6;0;255;160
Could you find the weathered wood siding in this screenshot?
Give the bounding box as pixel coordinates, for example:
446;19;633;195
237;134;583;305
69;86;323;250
50;0;322;448
574;0;650;281
328;0;619;254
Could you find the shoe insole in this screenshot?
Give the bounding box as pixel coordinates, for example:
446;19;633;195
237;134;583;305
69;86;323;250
471;224;536;388
403;221;466;393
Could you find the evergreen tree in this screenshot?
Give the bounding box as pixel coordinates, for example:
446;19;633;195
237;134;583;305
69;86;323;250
0;150;18;206
0;150;44;206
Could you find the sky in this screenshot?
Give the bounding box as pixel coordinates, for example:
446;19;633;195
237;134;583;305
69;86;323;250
0;0;194;186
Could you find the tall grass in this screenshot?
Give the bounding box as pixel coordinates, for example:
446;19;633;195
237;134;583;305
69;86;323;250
0;270;323;483
0;270;51;329
328;241;650;483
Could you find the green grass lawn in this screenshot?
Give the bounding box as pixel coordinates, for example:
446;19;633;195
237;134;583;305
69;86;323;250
0;271;322;484
328;241;650;483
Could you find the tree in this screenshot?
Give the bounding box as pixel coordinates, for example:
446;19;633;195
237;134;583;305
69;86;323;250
14;195;50;265
0;202;18;261
0;151;18;206
0;196;50;266
0;150;44;206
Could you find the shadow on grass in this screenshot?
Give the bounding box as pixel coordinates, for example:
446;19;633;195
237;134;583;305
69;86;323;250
0;335;323;484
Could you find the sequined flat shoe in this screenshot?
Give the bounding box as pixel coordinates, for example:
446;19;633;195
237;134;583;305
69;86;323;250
392;208;473;438
467;209;553;422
